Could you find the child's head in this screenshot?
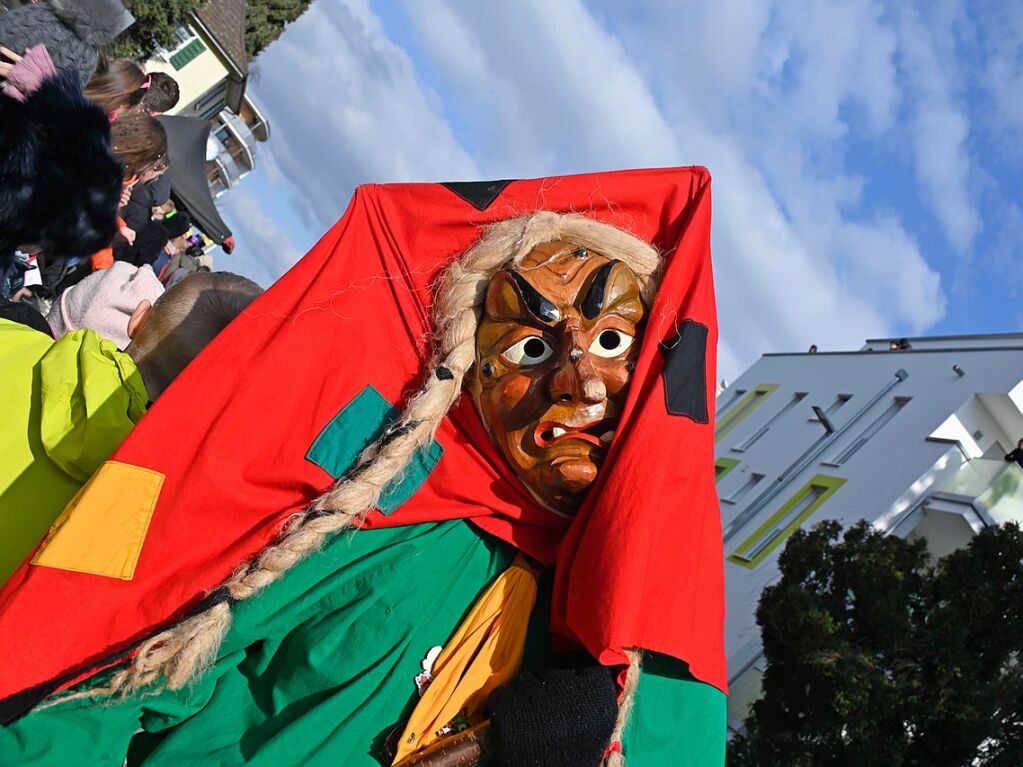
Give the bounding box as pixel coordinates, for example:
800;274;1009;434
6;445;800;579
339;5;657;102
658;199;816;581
140;72;179;114
110;110;167;181
83;58;146;115
124;271;263;399
47;262;165;349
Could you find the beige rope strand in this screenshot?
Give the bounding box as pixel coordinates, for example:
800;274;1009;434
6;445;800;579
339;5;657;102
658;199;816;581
44;212;664;709
605;649;643;767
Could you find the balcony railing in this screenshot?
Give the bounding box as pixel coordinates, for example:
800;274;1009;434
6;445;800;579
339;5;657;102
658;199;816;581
937;457;1023;525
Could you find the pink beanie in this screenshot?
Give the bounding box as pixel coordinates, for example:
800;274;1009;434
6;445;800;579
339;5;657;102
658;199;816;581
47;262;164;348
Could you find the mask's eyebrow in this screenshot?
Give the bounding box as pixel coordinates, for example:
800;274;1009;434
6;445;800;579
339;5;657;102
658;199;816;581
507;270;561;323
581;260;620;319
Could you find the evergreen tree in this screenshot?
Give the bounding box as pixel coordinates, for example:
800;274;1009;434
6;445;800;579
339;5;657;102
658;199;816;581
246;0;312;58
112;0;205;61
729;520;1023;767
111;0;311;62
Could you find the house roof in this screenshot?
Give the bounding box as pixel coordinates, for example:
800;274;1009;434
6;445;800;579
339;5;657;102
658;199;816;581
193;0;248;77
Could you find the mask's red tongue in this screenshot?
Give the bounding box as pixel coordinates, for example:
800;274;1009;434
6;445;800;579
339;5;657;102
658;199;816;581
534;419;614;448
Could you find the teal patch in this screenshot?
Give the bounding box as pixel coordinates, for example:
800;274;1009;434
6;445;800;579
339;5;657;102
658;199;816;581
306;385;443;514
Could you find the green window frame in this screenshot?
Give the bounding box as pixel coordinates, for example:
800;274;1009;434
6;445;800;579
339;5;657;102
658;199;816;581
715;383;778;443
728;474;846;568
715;457;740;483
171;38;207;70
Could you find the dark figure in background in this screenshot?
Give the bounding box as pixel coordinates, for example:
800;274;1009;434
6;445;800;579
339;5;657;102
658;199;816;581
113;175;183;268
1005;438;1023;470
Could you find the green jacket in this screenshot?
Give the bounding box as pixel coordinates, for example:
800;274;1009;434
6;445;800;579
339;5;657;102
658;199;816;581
0;520;726;766
0;319;148;583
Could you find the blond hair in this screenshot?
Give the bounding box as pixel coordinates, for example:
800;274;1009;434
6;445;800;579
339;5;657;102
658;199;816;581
60;213;660;751
127;272;263;393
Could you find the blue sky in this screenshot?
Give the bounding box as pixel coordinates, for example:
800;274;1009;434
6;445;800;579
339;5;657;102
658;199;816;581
216;0;1023;380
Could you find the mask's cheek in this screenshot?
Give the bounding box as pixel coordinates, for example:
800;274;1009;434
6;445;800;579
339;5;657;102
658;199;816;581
597;359;635;399
482;371;548;468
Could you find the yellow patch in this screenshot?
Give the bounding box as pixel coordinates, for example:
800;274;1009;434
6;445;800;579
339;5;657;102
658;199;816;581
32;461;164;580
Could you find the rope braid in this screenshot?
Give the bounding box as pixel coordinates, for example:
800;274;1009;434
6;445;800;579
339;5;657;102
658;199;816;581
605;649;643;767
50;213;664;724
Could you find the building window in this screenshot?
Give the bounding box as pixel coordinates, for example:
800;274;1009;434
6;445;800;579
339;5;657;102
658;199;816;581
715;457;741;483
171;38;207;70
191;80;228;120
715;384;779;443
825;394;852;415
726;472;765;504
728;474;846;568
830;397;911;466
716;388;747;419
172;24;196;46
737;392;808;450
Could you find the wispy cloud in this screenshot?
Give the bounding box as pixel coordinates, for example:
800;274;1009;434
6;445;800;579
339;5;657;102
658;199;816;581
896;3;980;254
220;0;1019;377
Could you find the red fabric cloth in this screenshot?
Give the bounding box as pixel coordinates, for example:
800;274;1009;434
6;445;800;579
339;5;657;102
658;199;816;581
0;166;725;707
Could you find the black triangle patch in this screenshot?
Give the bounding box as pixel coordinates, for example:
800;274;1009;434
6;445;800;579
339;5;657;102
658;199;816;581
441;180;514;211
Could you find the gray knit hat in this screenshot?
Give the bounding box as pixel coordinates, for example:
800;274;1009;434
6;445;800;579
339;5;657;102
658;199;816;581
0;1;135;87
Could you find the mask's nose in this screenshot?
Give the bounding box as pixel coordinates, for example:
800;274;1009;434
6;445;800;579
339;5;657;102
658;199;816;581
548;330;607;404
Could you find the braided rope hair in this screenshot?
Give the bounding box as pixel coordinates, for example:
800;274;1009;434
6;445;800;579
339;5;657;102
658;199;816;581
55;212;665;753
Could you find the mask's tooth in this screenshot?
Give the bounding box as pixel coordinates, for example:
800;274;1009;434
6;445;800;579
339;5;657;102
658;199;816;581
599;430;615;444
552;426;567;438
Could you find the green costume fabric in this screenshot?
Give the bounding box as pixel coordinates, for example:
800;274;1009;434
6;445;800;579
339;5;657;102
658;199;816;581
0;520;724;766
0;320;148;584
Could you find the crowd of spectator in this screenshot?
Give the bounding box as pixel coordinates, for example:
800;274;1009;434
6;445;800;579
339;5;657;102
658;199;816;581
0;1;264;582
0;0;230;331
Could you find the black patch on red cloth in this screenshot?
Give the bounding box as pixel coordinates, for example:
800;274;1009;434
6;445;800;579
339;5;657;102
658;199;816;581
661;319;709;423
441;180;514;211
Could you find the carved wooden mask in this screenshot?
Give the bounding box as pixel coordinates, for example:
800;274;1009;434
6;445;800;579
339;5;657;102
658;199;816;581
470;240;646;515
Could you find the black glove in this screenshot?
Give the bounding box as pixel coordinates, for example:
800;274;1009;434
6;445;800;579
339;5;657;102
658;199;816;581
486;665;619;767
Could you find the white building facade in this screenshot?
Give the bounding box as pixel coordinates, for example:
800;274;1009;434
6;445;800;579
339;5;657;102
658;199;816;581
718;333;1023;735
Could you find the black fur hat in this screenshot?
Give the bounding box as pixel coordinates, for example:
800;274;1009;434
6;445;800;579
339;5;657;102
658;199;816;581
0;71;123;261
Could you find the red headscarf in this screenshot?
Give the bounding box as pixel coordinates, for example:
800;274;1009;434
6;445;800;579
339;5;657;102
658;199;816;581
0;166;725;721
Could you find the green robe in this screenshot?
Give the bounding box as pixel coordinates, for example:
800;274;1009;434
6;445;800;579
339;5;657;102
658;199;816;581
0;520;725;766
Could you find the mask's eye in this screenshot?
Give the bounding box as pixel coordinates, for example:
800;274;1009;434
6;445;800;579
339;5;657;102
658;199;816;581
589;329;634;358
502;336;554;366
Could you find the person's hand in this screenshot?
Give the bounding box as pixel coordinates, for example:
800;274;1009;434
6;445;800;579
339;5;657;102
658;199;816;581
9;287;31;302
164;241;175;255
0;46;22;78
119;185;133;208
485;665;619;767
119;226;136;246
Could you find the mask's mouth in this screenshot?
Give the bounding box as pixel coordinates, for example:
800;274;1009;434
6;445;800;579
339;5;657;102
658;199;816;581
534;418;616;449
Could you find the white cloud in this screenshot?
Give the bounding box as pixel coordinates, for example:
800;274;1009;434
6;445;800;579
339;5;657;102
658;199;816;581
240;0;478;233
978;3;1023;157
218;190;302;288
398;0;942;376
222;0;961;380
896;4;981;254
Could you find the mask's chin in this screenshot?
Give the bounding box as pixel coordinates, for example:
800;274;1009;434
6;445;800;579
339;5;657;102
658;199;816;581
520;481;581;519
517;457;600;518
